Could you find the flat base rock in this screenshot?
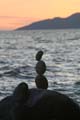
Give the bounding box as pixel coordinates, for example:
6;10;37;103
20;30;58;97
0;88;80;120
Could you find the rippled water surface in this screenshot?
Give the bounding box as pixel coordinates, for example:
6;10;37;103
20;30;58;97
0;29;80;105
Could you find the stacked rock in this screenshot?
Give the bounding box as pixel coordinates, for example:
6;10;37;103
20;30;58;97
35;51;48;89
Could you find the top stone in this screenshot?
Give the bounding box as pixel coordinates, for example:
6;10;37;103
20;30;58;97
36;51;43;61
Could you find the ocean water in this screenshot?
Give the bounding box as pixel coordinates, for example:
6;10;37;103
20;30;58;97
0;29;80;105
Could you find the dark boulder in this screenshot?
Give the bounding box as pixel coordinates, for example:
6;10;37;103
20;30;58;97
15;88;80;120
0;83;80;120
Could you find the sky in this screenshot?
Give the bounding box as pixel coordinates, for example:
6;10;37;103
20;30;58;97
0;0;80;30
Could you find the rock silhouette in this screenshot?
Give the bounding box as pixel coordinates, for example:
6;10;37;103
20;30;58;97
13;82;29;103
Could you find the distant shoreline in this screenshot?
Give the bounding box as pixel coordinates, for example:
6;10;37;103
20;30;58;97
16;13;80;30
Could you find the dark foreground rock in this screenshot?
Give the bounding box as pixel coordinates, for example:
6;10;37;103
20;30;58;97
0;82;80;120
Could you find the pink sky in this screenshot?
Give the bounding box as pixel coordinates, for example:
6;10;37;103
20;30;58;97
0;0;80;30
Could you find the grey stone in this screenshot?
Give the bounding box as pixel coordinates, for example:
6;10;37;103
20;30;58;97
36;51;43;61
36;61;46;75
35;75;48;89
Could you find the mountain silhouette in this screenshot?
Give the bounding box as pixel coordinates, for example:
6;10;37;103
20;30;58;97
17;13;80;30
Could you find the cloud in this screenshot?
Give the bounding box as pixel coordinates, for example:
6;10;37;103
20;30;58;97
0;16;38;20
0;16;39;30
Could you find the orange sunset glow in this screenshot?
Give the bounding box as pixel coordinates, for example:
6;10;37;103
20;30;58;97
0;0;80;30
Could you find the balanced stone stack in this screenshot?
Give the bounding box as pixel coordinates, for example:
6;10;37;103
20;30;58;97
35;51;48;89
